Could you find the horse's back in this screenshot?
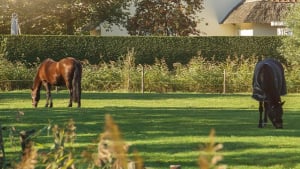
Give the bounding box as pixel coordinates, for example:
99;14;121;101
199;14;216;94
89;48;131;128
37;58;58;81
57;57;81;73
59;57;78;63
252;58;287;101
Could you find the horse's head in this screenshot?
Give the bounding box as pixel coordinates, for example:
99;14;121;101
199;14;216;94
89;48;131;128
31;88;40;108
267;101;285;129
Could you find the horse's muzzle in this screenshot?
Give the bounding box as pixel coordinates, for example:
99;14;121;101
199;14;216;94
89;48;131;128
274;123;283;129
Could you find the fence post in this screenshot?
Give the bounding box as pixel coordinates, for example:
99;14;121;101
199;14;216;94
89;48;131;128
223;69;226;94
141;65;144;94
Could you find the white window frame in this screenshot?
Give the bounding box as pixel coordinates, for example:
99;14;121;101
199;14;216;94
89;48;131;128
239;29;253;36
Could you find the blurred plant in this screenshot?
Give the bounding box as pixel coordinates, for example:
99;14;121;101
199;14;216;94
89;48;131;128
81;114;140;169
15;142;38;169
198;129;226;169
42;119;76;169
8;111;27;152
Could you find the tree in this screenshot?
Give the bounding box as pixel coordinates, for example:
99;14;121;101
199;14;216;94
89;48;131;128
126;0;204;36
0;0;131;35
279;3;300;65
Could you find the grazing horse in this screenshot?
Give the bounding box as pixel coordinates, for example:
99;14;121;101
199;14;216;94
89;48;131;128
31;57;82;108
252;58;286;129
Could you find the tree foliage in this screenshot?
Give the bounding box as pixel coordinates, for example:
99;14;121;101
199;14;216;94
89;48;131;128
279;3;300;65
0;0;131;35
126;0;204;36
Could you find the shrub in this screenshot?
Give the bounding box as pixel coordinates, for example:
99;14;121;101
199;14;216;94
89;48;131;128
221;56;258;93
82;61;123;91
173;56;223;92
0;54;35;90
1;35;284;68
2;50;300;93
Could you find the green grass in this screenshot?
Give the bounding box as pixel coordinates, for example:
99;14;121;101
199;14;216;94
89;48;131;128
1;90;300;169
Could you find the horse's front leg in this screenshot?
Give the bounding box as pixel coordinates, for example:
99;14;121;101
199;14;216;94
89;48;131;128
263;102;268;127
44;83;53;108
258;101;264;128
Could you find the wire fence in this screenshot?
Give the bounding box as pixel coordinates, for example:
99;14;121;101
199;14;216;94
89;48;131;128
2;79;300;94
0;80;32;91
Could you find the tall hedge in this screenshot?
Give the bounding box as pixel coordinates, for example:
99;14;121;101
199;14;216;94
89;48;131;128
0;35;284;67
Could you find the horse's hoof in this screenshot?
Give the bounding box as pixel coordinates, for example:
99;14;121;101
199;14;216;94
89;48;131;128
258;124;263;128
45;104;48;107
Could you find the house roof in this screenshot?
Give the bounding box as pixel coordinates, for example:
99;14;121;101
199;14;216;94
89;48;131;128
220;0;298;24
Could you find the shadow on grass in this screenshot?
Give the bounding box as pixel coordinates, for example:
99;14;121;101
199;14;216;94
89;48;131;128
225;151;300;169
1;107;299;138
0;90;251;100
1;92;300;169
82;92;251;100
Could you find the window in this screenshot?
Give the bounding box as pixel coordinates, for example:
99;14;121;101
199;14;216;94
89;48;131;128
239;29;253;36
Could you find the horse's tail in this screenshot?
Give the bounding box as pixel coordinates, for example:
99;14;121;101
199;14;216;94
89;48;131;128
72;60;82;105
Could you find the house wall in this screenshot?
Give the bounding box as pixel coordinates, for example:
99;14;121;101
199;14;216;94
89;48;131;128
253;24;278;36
237;23;278;36
198;0;243;36
100;25;129;36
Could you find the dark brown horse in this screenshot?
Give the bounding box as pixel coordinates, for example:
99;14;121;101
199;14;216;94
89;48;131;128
252;58;286;129
31;57;82;108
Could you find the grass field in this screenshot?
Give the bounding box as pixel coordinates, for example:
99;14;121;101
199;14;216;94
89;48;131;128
1;90;300;169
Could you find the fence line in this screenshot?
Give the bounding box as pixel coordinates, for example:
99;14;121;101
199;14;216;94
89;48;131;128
0;79;250;93
2;71;300;93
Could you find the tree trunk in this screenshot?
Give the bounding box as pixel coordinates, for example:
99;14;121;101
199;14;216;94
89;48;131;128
65;8;75;35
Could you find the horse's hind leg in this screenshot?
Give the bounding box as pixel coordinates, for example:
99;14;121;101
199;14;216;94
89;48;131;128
77;99;81;108
258;101;264;128
66;82;72;107
44;83;53;108
68;89;72;107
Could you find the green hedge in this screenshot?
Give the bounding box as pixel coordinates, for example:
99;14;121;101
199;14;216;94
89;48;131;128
0;35;284;67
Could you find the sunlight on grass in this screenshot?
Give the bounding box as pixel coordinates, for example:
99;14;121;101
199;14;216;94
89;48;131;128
1;91;300;169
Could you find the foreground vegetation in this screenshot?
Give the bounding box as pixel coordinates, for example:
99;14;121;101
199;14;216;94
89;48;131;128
1;91;300;169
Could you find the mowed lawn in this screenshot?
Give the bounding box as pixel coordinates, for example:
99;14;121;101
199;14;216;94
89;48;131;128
1;91;300;169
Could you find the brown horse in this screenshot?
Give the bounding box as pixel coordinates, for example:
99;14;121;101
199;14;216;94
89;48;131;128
31;57;82;108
